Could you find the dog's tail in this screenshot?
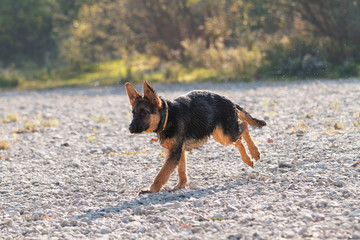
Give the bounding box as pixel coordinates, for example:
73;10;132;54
236;105;266;127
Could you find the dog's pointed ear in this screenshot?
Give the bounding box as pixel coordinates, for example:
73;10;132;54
143;81;162;108
125;82;141;106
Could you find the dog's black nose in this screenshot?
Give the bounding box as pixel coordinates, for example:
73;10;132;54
129;126;136;133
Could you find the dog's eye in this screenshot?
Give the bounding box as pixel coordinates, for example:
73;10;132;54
140;109;149;116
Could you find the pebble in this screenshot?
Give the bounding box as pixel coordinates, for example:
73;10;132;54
316;163;326;169
333;181;345;187
278;162;292;168
296;129;304;137
298;227;307;235
227;204;238;212
350;209;360;217
100;228;111;234
1;80;360;240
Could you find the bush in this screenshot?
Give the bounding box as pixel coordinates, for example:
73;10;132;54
181;38;263;81
0;70;23;88
263;37;326;79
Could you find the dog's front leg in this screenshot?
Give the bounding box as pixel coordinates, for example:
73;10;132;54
139;145;182;195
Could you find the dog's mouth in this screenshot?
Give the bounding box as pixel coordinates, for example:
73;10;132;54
129;126;142;134
129;123;149;134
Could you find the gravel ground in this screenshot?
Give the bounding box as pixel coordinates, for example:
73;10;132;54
1;79;359;240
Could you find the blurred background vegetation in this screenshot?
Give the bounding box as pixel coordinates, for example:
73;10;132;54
1;0;360;89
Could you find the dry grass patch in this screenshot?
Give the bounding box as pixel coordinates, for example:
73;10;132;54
14;118;59;134
1;113;19;123
0;139;10;150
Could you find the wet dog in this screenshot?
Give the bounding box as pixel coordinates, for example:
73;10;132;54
126;81;266;194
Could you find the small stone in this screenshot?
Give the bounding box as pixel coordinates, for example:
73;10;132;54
61;220;69;227
316;201;328;208
298;227;307;235
191;227;203;234
350;209;360;217
253;232;263;240
316;163;325;169
302;213;313;221
102;147;114;154
100;228;111;234
70;220;78;226
1;219;14;228
193;201;203;208
61;143;70;147
340;190;351;198
168;226;179;233
227;204;238;212
229;233;243;240
211;214;223;221
32;214;40;221
32;181;40;186
296;129;304;137
312;213;325;221
197;216;208;222
333;181;344;187
278;162;292;168
268;167;278;173
282;230;294;238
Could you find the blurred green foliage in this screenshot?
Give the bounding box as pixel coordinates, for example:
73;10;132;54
0;0;360;89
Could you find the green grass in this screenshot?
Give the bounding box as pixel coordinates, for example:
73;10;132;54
21;56;162;89
1;53;360;90
2;55;228;90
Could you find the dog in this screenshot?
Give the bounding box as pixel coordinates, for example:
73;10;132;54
126;81;266;194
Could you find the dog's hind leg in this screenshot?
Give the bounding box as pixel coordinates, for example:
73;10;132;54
174;150;187;189
239;122;261;161
234;137;253;168
212;126;254;168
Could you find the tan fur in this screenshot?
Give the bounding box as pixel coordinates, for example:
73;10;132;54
161;137;176;150
143;81;162;108
146;149;178;193
125;83;141;106
212;124;256;167
184;137;208;151
237;110;262;127
175;150;187;189
212;126;234;146
142;113;161;133
239;122;260;160
234;138;253;168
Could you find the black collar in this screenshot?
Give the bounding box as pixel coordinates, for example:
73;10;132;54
154;99;168;133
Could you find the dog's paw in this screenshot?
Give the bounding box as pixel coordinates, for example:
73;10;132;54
138;189;151;195
249;147;260;161
242;156;254;168
173;182;187;190
252;151;260;161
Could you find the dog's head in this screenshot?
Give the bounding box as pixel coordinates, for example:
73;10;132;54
125;81;162;134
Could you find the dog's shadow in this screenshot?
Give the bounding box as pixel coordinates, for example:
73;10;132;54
74;179;246;221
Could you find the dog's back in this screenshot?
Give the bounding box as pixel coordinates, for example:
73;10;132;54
168;90;241;142
168;90;265;144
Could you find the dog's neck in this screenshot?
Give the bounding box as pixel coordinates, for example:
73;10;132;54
154;99;168;133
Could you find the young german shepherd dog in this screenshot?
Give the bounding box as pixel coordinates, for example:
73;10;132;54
126;81;266;194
